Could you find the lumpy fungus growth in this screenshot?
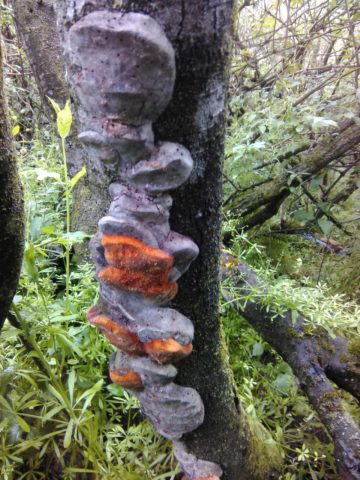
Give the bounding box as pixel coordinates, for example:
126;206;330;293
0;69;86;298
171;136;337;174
66;9;222;479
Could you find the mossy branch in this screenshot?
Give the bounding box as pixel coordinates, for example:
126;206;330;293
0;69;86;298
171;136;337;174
222;256;360;480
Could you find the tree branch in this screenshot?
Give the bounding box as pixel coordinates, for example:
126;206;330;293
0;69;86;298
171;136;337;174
221;258;360;479
227;119;360;231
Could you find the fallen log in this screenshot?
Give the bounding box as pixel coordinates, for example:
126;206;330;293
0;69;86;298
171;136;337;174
221;257;360;479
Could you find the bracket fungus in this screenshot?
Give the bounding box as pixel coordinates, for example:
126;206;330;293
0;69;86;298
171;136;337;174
65;8;222;480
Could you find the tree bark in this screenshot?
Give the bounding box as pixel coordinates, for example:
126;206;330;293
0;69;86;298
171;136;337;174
12;0;110;243
11;0;68;117
0;37;24;330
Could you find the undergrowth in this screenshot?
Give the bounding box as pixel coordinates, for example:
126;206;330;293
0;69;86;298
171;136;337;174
0;132;357;480
223;221;360;338
0;132;178;480
224;307;336;480
221;221;360;479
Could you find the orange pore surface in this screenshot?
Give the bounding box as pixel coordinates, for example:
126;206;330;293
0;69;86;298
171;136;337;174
109;368;143;390
99;265;178;302
102;234;174;272
144;338;193;364
86;308;144;355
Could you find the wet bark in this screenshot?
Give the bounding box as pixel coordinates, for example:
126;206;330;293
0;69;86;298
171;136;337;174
0;38;25;330
11;0;68;117
223;258;360;480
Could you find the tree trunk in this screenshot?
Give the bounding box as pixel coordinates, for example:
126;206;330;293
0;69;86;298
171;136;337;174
55;2;279;479
11;0;68;117
0;37;24;329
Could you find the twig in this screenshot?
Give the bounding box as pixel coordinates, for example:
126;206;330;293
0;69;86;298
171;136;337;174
301;185;350;234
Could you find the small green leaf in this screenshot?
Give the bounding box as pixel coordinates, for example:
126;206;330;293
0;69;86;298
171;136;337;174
293;209;314;223
0;394;12;411
252;342;264;357
58;231;91;245
43;405;64;421
48;385;68;409
15;415;31;433
34;168;61;181
75;379;104;408
70;166;86;190
23;243;38;280
47;97;60;114
291;309;298;324
40;225;56;235
106;384;124;397
57;100;73;139
318;218;334;236
311;116;338;129
64;419;74;448
259;124;266;134
68;370;76;406
275;373;293;394
12;125;20;136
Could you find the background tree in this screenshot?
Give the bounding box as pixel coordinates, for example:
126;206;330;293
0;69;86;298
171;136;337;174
224;0;360;234
0;34;24;330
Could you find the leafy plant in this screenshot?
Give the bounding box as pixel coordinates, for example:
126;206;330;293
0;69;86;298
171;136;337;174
0;131;177;479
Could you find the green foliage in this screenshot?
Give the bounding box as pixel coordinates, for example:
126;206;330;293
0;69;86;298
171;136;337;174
0;134;178;479
48;98;73;139
225;0;360;249
220;225;359;478
223;307;335;479
223;230;360;338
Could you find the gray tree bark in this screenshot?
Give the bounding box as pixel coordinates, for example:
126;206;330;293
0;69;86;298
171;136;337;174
11;0;68;117
0;37;24;330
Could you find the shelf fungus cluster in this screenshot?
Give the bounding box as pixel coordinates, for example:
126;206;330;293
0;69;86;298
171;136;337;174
65;9;222;480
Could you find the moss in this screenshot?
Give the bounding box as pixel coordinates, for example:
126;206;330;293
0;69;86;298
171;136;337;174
320;391;339;411
318;336;336;354
302;325;314;335
286;326;302;339
339;353;351;363
245;413;283;480
348;337;360;357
